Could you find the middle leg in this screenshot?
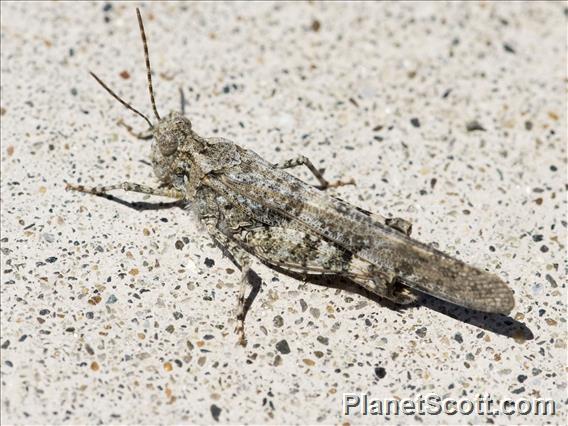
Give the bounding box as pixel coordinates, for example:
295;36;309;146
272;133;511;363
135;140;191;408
275;155;355;189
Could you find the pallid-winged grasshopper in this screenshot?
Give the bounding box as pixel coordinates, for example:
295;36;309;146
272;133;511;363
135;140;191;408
67;9;515;345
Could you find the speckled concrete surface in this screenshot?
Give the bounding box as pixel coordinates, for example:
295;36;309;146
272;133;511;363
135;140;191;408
1;2;566;425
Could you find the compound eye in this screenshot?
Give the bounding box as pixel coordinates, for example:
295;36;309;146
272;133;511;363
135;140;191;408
159;133;178;156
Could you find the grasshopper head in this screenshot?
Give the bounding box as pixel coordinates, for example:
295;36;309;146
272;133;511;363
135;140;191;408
90;9;200;190
150;111;198;187
153;111;192;156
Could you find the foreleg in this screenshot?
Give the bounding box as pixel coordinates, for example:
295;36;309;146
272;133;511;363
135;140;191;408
117;118;153;140
66;181;183;199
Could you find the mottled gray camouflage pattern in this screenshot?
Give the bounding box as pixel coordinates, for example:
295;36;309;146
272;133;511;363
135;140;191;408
153;112;515;315
67;10;514;345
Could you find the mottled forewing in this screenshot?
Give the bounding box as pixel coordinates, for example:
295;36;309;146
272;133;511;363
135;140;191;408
217;147;514;314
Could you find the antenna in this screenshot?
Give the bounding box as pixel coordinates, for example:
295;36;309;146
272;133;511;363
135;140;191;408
136;8;161;121
89;71;153;128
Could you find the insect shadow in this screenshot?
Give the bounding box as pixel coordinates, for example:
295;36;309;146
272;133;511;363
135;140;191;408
91;194;533;343
78;192;185;211
274;268;533;341
414;293;534;341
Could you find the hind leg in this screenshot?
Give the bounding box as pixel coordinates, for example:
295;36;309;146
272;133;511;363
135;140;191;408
349;270;418;305
238;225;417;306
385;217;412;236
332;196;413;236
360;209;412;236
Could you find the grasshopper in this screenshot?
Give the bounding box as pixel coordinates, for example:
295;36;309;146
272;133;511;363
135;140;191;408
67;9;515;345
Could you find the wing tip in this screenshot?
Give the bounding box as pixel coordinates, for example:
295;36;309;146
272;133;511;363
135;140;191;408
466;275;516;315
488;286;515;315
412;272;516;315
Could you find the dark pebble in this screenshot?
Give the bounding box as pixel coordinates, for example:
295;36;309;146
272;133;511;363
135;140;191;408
204;258;215;267
173;311;183;320
511;386;525;394
545;274;557;288
503;43;516;53
517;374;527;383
415;327;427;338
532;234;543;242
273;315;284;327
466;120;486;132
410;117;420;128
311;19;321;32
275;339;291;354
540;245;549;253
175;240;184;250
210;404;222;422
317;336;329;345
454;332;463;343
1;340;9;349
39;309;50;316
45;257;57;263
374;366;386;379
